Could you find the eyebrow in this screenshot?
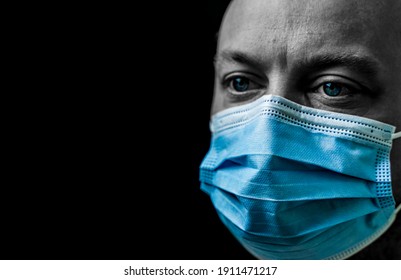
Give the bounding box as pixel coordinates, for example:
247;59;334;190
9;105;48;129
214;50;266;71
297;53;380;78
214;49;381;79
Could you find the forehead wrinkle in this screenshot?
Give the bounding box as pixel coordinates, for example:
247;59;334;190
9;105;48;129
223;0;399;46
214;49;268;73
219;0;401;78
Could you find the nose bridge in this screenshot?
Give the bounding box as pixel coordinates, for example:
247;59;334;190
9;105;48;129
267;70;288;97
265;66;306;106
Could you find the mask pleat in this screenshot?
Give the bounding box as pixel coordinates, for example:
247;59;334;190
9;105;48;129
207;116;380;181
217;208;394;260
205;184;381;238
203;165;376;201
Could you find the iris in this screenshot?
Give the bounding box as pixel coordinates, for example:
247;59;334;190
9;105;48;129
323;82;342;96
233;77;250;92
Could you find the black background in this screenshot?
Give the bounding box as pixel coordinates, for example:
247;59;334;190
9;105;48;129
122;0;255;260
1;1;256;260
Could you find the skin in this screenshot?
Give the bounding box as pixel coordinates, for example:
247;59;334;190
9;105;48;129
212;0;401;259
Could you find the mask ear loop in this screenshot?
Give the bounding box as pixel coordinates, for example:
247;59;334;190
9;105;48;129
392;131;401;140
392;131;401;214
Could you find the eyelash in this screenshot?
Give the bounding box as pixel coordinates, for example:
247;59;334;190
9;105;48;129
223;75;264;95
222;74;368;100
309;76;365;97
312;82;354;97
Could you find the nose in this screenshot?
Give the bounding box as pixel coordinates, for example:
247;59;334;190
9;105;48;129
265;70;308;107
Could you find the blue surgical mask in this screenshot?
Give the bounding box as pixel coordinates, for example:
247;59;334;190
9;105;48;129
199;94;401;260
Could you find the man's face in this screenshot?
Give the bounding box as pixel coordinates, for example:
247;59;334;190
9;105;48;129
213;0;401;202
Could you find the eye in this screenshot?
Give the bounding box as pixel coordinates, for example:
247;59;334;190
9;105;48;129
314;82;354;97
306;76;373;112
232;77;251;92
224;75;264;96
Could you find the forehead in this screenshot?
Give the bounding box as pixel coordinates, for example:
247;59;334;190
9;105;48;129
219;0;400;65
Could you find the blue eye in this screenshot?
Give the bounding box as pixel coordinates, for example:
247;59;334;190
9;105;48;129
224;74;265;98
232;77;250;92
322;82;343;96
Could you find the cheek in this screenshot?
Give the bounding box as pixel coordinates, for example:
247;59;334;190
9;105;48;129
367;61;401;125
211;77;225;116
307;94;373;117
376;90;401;127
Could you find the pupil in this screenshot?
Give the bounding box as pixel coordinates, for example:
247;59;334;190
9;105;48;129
323;82;341;96
233;77;249;92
